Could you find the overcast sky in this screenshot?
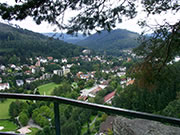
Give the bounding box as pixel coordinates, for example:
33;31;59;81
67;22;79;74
0;0;179;34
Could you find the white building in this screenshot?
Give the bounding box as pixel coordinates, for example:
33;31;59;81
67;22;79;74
53;70;64;76
62;66;70;76
16;80;24;86
119;67;126;72
26;78;35;84
41;73;53;80
0;83;10;90
82;49;91;54
40;58;48;63
54;59;59;63
0;65;6;70
117;72;126;77
62;58;67;63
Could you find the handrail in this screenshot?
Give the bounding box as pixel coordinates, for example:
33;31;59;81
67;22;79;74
0;93;180;135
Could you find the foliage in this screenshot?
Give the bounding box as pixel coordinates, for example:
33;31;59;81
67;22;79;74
161;99;180;119
9;100;29;119
0;0;136;35
85;79;95;88
32;105;53;127
113;62;180;113
52;81;71;97
19;111;29;126
35;126;55;135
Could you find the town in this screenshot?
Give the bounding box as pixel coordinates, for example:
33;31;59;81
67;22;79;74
0;49;136;101
0;48;137;135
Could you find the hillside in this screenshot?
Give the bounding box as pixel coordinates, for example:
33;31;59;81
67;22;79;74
43;33;87;44
0;23;84;65
77;29;139;56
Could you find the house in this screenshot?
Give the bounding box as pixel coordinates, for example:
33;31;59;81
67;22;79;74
76;72;84;78
117;72;126;77
61;58;67;63
89;86;102;97
0;65;6;70
35;60;41;67
82;49;91;54
120;78;127;85
127;57;132;62
77;95;88;101
15;66;22;71
100;80;110;85
16;80;24;86
53;59;59;63
0;83;10;90
47;57;53;61
40;58;48;63
53;70;64;76
10;64;16;69
72;57;79;61
40;67;45;72
126;79;135;86
63;68;70;76
104;91;116;104
24;70;32;75
40;73;53;80
25;78;35;84
80;85;101;97
119;67;126;72
66;64;73;68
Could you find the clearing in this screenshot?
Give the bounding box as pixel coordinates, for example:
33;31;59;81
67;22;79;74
38;82;61;95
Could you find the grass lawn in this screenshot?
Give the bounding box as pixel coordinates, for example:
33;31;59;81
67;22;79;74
27;127;39;135
0;99;14;119
38;82;61;95
0;120;17;132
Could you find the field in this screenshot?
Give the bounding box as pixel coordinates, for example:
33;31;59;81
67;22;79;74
0;99;14;119
27;128;39;135
0;120;17;132
38;82;61;95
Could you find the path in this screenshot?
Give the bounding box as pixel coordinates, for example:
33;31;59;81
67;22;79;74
28;119;42;130
90;115;98;126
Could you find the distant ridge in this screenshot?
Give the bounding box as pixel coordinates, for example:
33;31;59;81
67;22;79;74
77;29;139;56
43;33;87;44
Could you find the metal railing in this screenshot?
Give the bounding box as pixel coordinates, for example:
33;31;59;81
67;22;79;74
0;93;180;135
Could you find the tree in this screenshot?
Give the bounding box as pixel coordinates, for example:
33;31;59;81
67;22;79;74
19;111;29;126
0;0;136;35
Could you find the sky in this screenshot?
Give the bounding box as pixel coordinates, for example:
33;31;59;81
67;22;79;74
0;0;179;34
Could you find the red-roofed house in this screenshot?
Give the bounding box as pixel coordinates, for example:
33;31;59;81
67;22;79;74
126;79;135;86
104;91;116;104
47;57;53;61
77;96;88;101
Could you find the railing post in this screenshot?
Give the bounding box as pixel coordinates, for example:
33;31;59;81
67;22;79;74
54;102;60;135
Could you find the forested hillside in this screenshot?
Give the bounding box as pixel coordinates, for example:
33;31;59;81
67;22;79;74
0;23;84;65
77;29;139;56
